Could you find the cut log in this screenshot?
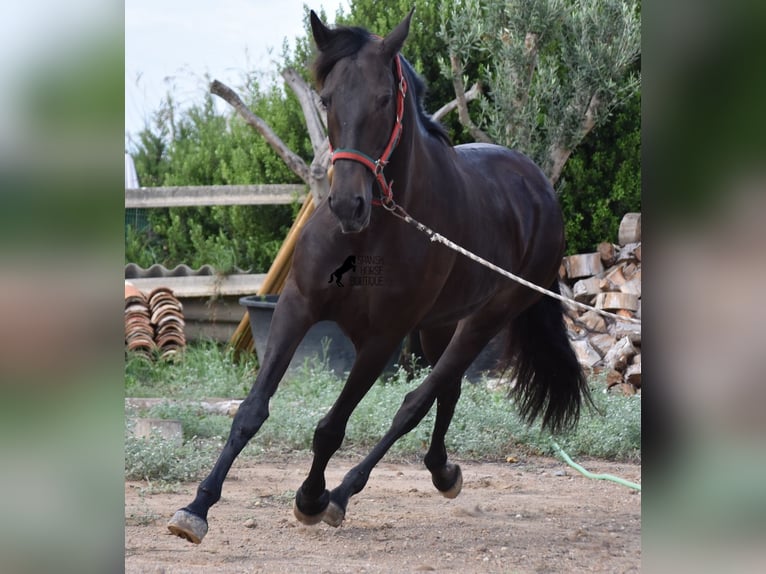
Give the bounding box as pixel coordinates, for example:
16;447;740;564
620;277;642;298
597;242;618;267
634;244;642;262
621;262;639;281
618;213;641;245
611;322;642;346
616;382;637;396
603;336;637;371
578;310;607;333
572;277;602;303
603;265;627;288
625;362;642;387
589;333;617;358
595;292;639;312
617;242;641;263
562;253;603;279
570;338;601;368
604;369;624;388
559;282;579;318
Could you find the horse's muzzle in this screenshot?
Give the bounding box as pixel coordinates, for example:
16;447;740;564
328;192;371;233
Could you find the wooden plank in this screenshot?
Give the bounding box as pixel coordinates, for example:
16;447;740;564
125;184;307;208
128;274;266;298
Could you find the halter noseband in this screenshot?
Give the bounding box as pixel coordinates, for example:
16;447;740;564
329;54;408;209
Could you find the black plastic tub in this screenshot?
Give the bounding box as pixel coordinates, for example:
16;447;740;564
242;295;373;376
240;295;503;381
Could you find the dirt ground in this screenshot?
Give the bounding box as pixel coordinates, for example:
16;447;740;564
125;454;641;573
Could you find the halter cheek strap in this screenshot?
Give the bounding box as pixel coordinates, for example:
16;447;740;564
329;54;408;209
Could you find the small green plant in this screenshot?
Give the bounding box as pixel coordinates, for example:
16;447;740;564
125;340;254;399
144;401;232;440
125;344;641;478
124;433;219;483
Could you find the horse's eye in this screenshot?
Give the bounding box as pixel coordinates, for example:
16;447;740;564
377;94;392;108
319;95;330;110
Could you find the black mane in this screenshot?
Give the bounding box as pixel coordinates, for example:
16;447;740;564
399;56;451;146
313;26;372;88
312;24;451;146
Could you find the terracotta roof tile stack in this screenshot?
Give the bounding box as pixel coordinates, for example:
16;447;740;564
147;286;186;359
124;282;186;359
124;282;156;358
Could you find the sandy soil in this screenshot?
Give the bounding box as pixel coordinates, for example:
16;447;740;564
125;454;640;573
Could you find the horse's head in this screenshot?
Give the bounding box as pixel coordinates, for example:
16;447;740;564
311;10;413;233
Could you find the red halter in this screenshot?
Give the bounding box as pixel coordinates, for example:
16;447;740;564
329;54;408;209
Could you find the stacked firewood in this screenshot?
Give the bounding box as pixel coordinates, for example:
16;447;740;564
559;213;641;395
124;283;186;359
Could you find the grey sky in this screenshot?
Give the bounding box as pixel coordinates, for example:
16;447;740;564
125;0;348;148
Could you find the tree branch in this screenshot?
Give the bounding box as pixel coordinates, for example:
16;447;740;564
449;53;493;144
279;69;333;203
309;140;331;204
210;79;310;184
432;82;482;122
281;68;327;154
548;93;601;186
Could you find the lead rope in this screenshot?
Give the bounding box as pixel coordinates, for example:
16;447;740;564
387;204;641;325
387;204;642;492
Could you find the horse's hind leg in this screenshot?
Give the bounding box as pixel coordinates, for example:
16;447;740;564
324;317;503;526
419;327;464;497
293;335;403;525
168;282;314;544
424;380;464;497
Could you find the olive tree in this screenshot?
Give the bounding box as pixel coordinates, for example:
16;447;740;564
441;0;640;185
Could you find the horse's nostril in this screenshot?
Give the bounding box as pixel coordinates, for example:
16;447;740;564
354;196;364;219
328;196;334;209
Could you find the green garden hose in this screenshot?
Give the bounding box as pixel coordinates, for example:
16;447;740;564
551;440;641;491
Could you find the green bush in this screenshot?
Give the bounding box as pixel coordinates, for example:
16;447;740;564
558;91;641;254
126;81;307;272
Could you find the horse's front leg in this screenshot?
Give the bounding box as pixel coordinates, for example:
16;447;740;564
167;282;314;544
293;335;403;525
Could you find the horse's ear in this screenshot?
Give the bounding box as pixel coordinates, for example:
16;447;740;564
310;10;333;51
381;8;414;59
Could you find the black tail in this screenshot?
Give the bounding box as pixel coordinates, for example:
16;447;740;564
505;281;593;434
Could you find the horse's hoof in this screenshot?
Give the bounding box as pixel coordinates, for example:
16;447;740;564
293;500;325;525
439;464;463;499
167;509;208;544
322;501;345;528
293;488;330;525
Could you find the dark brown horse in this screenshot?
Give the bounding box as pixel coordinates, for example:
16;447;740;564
168;10;591;543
